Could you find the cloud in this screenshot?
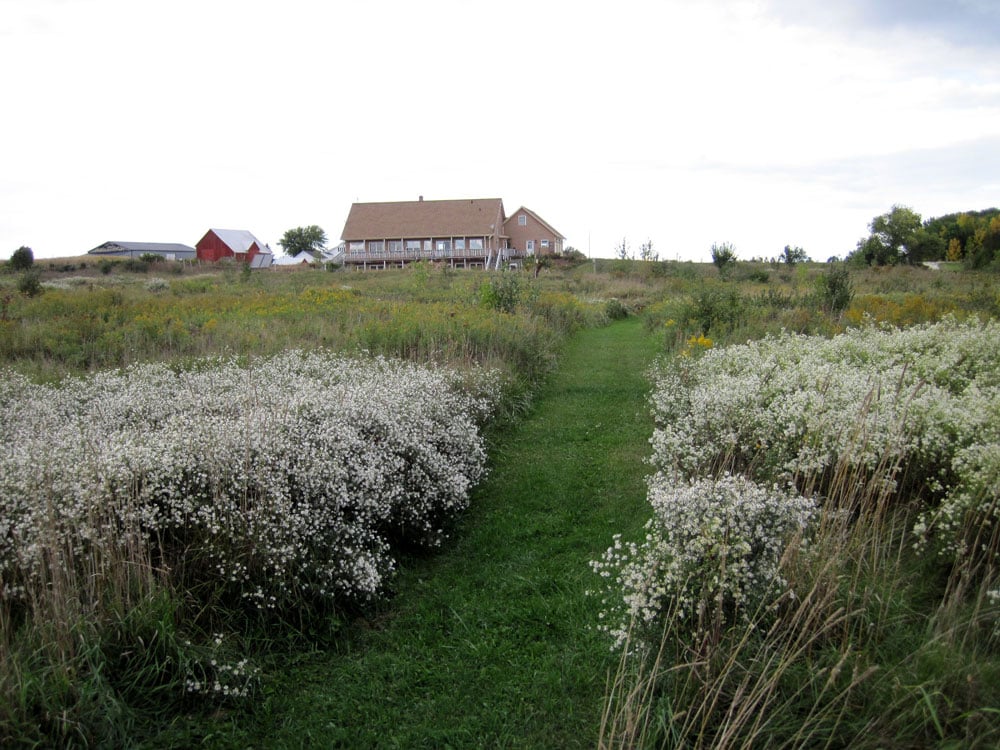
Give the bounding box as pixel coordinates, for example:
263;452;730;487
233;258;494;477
764;0;1000;49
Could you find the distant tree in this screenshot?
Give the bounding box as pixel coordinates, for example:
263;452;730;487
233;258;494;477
9;246;33;271
279;225;327;257
907;228;946;264
639;238;658;262
781;245;809;265
615;237;630;260
851;205;922;266
946;238;963;261
711;242;737;274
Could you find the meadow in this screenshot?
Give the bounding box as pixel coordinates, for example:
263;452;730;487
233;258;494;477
1;256;999;746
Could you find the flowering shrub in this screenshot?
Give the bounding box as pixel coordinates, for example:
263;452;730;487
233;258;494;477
647;316;1000;567
592;474;815;648
0;351;498;616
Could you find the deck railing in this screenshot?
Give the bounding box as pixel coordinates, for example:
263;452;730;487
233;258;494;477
344;247;520;263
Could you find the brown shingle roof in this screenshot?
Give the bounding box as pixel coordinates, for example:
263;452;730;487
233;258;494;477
341;198;505;241
506;206;566;239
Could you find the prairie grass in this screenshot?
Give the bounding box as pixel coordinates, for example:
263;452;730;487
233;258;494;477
1;259;999;745
597;316;1000;748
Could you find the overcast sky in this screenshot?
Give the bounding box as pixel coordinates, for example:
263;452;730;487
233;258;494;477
2;0;998;262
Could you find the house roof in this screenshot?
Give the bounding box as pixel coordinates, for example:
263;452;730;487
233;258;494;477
341;198;505;241
273;251;315;266
507;206;566;239
207;228;271;254
88;241;196;256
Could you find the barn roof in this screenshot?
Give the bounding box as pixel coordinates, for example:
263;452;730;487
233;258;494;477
209;228;270;254
88;241;196;256
341;198;505;241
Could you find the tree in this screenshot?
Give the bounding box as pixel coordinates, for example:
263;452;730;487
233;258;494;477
8;246;33;271
852;205;922;266
615;237;630;260
711;242;737;274
278;225;327;257
639;239;658;262
781;245;809;265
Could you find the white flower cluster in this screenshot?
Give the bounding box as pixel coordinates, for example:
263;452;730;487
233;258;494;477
184;633;259;700
0;350;498;612
592;473;815;649
595;317;1000;648
648;316;1000;564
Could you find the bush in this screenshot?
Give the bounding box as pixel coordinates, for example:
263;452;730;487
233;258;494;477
592;473;815;648
16;271;42;297
8;246;34;271
816;263;853;313
605;298;628;320
479;272;522;313
711;241;737;274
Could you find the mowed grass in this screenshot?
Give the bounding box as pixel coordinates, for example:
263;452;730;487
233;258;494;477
152;317;660;748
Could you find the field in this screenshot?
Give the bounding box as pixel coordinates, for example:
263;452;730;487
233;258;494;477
2;256;999;747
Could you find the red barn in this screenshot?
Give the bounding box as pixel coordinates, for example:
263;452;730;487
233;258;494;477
195;228;273;268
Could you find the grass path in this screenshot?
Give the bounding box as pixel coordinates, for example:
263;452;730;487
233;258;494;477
202;318;660;748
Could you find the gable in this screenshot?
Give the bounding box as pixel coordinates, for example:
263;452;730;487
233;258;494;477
207;228;267;254
503;206;565;239
342;198;505;240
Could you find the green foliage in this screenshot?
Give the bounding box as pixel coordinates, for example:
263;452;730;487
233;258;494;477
278;225;327;257
16;270;42;297
478;272;523;313
139;253;161;264
8;245;33;271
710;241;737;274
605;298;629;320
852;204;923;265
781;244;808;264
816;262;853;313
98;258;114;275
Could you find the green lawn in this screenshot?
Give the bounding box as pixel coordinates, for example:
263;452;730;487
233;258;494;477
153;318;660;748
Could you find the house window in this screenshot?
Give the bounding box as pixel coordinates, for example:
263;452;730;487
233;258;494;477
469;238;484;251
423;240;432;252
388;240;403;253
540;240;550;249
349;241;364;255
435;240;451;253
454;238;465;251
406;240;421;253
518;214;527;226
526;240;535;255
369;240;385;253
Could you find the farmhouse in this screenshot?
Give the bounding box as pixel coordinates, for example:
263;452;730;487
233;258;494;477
503;206;565;258
196;228;273;268
88;241;196;261
340;197;564;270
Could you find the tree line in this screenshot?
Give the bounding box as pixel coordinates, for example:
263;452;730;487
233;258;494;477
851;204;1000;268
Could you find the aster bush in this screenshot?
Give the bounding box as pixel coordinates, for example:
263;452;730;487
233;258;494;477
0;350;498;623
648;316;1000;569
591;473;815;649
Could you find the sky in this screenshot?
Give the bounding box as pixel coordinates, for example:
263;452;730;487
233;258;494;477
1;0;998;263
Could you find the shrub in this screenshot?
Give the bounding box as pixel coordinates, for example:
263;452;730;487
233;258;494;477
647;317;1000;570
816;262;853;313
0;352;500;623
605;298;628;320
16;270;42;297
8;246;34;271
711;241;737;274
479;272;522;313
592;473;815;649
